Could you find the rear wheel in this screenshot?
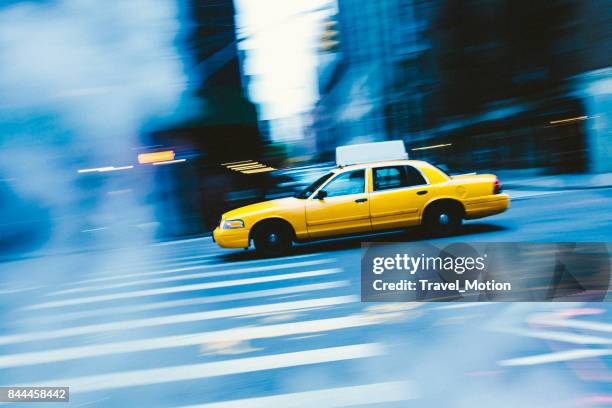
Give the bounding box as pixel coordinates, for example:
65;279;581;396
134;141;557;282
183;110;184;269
252;221;292;257
423;203;462;236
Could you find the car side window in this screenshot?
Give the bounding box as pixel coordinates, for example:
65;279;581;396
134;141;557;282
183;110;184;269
323;170;365;197
404;165;427;186
373;165;427;191
373;166;404;191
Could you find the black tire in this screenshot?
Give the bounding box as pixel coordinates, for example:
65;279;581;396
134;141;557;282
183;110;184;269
423;202;462;236
252;221;293;257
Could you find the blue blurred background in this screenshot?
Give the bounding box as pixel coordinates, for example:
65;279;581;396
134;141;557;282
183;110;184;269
0;1;610;407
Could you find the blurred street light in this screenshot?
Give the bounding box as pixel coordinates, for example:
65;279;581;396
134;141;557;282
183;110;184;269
151;159;187;166
411;144;453;151
77;166;134;174
137;151;176;164
241;166;276;174
320;14;340;53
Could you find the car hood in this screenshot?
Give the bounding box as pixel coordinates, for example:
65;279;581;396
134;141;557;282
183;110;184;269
222;196;304;220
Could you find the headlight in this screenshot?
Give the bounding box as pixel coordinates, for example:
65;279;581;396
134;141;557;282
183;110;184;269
222;219;245;229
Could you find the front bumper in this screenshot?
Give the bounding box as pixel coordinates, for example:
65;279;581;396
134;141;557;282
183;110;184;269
213;227;250;249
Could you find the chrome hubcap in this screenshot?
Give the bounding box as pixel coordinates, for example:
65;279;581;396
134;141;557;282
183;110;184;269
267;233;279;244
439;213;450;225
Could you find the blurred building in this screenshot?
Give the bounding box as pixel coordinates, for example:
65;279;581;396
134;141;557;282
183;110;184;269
313;2;399;157
313;0;611;173
156;0;262;160
149;0;266;236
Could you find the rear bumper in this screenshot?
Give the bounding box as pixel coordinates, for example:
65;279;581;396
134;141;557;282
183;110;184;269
464;194;510;219
213;227;250;249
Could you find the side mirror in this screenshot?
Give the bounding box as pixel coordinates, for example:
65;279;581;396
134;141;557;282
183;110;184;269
316;190;327;200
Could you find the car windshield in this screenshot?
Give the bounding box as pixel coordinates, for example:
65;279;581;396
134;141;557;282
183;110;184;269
294;172;334;199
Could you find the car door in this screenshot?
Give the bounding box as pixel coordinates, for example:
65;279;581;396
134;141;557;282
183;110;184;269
369;165;429;230
305;169;371;238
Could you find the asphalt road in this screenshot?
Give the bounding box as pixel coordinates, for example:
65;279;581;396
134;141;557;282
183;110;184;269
0;188;611;407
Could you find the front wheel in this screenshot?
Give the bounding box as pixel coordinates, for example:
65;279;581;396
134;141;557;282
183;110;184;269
423;204;462;236
252;222;292;257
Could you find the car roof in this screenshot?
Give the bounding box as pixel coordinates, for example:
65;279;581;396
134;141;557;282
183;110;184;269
331;159;429;173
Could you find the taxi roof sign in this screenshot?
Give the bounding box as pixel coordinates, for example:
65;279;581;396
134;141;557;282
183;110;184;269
336;140;408;167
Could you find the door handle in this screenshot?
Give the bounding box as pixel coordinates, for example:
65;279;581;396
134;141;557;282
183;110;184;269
417;190;428;195
355;198;368;203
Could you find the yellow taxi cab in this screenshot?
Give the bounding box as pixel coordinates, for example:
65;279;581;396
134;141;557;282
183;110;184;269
213;141;509;256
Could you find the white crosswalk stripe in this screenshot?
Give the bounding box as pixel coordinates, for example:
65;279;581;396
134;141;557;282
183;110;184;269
150;236;214;247
23;268;342;310
23;344;385;394
21;281;350;323
499;349;612;366
51;258;336;295
67;253;322;286
175;381;417;408
1;296;357;346
497;328;612;345
530;315;612;333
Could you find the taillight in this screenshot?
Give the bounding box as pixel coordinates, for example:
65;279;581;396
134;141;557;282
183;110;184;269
493;179;502;194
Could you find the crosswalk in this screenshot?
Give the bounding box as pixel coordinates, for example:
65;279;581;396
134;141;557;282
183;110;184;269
0;238;417;407
1;237;610;406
